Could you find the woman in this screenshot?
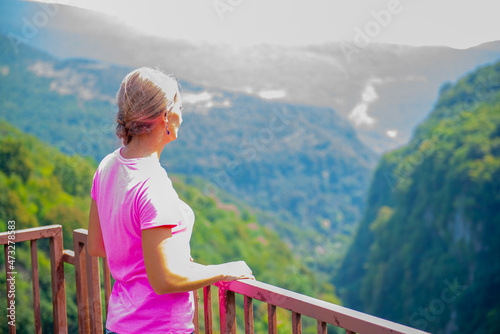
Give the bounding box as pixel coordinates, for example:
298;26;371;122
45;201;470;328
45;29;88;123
87;67;254;334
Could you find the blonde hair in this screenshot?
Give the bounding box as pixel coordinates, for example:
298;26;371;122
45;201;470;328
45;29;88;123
116;67;179;145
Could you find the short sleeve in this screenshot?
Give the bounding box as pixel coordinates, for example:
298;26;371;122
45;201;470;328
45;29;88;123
136;170;184;230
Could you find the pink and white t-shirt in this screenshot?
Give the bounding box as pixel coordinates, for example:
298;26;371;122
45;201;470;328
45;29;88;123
91;148;195;334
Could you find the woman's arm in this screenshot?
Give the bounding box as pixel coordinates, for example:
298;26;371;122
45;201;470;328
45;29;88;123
87;199;106;258
142;226;253;295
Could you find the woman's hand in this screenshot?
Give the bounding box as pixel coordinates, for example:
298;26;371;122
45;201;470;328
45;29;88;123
221;261;254;281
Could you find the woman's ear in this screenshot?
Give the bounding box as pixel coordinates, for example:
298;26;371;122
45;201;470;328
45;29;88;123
167;110;181;128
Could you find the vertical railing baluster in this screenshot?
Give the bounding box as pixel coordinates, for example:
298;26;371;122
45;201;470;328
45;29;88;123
4;244;15;334
244;296;254;334
193;290;200;334
268;304;277;334
31;240;42;334
292;311;302;334
317;320;327;334
49;226;68;333
102;258;112;318
74;231;89;334
204;285;213;334
86;241;103;333
219;286;236;334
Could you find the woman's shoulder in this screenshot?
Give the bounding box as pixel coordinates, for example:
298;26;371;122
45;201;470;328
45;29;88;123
145;165;174;190
139;168;180;210
95;149;120;170
103;149;120;164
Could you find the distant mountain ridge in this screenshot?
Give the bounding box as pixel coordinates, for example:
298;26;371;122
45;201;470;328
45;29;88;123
335;59;500;333
1;0;499;152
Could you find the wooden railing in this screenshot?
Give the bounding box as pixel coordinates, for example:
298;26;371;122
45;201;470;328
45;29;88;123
1;225;67;334
0;225;429;334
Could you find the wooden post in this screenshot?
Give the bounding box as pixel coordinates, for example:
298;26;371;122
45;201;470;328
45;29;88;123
87;252;103;334
244;296;254;334
204;285;213;334
317;320;327;334
102;258;112;318
74;230;90;334
31;240;42;334
219;286;236;334
49;226;68;333
268;304;277;334
292;311;302;334
193;290;200;334
4;244;16;334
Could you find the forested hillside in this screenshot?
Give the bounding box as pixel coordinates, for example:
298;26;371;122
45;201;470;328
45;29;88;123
335;60;500;333
0;120;96;333
0;120;339;333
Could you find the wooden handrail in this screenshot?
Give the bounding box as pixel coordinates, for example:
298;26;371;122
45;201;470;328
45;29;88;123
0;224;63;244
214;280;429;334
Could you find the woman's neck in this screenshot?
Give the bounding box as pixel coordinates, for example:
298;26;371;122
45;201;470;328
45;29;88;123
121;134;163;160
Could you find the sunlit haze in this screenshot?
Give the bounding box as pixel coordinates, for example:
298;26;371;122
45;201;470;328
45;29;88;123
30;0;500;49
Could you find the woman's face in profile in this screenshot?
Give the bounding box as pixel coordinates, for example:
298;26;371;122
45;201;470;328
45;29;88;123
167;92;183;138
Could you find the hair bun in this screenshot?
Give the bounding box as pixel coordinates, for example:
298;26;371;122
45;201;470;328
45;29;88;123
115;67;178;145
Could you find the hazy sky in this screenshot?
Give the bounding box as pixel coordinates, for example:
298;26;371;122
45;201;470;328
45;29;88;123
31;0;500;49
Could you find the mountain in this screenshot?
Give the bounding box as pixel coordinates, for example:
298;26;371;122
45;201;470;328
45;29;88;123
1;0;500;152
0;33;377;279
335;60;500;333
